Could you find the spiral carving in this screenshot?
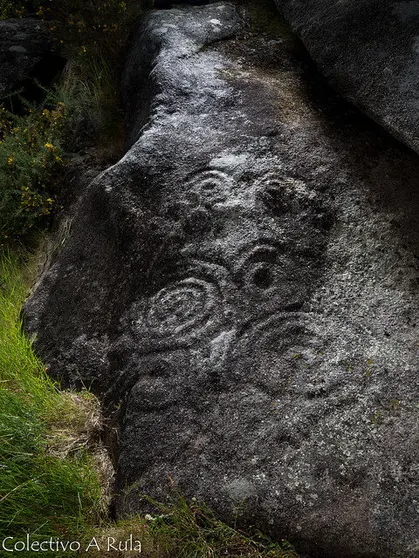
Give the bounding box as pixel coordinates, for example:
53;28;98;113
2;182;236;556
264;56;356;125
232;312;322;394
144;277;218;336
145;278;216;333
132;260;234;352
183;169;234;207
256;172;314;216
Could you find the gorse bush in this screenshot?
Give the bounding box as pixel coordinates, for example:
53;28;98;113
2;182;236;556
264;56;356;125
40;0;149;60
0;0;42;19
0;101;66;242
0;0;151;244
0;75;121;243
1;0;151;60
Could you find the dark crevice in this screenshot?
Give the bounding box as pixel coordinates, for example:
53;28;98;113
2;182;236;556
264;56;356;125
3;53;66;114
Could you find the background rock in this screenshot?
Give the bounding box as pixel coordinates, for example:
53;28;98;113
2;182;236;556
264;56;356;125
274;0;419;154
0;17;61;105
24;1;419;557
154;0;213;7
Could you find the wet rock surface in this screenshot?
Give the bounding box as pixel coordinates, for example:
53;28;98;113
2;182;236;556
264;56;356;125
274;0;419;154
25;2;419;557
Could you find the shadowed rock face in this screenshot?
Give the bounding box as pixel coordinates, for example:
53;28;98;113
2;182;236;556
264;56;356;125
274;0;419;154
0;18;53;100
24;2;419;557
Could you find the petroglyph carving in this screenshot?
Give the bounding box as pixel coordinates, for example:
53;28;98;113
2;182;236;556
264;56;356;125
232;312;321;393
184;169;235;207
256;172;316;215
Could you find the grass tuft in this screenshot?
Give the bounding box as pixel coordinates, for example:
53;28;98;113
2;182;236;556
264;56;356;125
0;250;107;546
88;488;299;558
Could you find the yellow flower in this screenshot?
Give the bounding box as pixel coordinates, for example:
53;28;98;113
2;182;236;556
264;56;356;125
7;155;14;165
44;142;55;151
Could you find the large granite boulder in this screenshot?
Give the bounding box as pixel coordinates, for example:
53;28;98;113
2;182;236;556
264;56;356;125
155;0;212;7
0;17;55;100
274;0;419;154
25;2;419;557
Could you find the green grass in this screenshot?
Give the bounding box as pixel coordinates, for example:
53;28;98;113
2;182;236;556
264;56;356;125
89;489;299;558
0;251;104;554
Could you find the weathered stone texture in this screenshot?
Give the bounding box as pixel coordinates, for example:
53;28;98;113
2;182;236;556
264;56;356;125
274;0;419;154
24;3;419;557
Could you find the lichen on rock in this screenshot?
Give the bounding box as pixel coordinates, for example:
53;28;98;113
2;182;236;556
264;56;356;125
24;2;419;557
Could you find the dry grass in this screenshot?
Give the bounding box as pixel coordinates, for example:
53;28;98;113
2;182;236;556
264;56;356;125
45;390;115;512
45;391;103;458
86;489;298;558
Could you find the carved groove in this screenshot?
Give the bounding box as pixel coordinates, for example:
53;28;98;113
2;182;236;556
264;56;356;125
144;278;218;334
132;260;235;352
256;172;314;215
231;312;322;393
184;169;235;207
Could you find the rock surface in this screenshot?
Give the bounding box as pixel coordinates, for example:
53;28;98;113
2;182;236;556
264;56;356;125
25;2;419;557
274;0;419;154
0;18;54;99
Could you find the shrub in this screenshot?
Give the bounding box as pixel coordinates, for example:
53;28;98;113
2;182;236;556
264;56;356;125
0;0;152;243
0;0;42;19
41;0;149;59
1;0;151;61
0;100;67;243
